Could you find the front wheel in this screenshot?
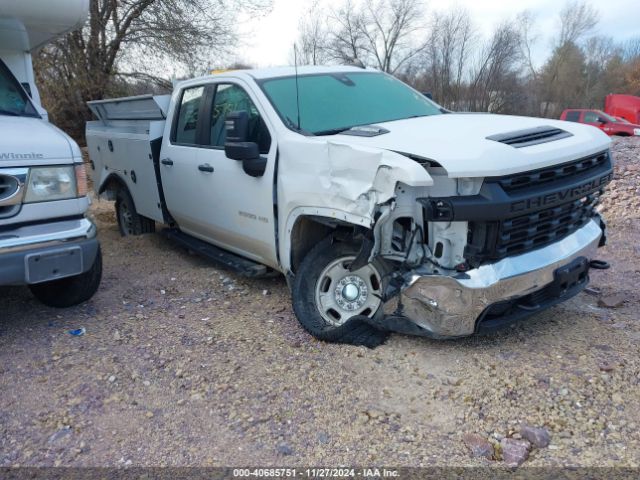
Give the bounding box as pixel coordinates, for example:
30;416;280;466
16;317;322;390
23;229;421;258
292;237;388;342
29;247;103;308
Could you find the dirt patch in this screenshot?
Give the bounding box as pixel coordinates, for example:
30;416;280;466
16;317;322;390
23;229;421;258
1;139;639;467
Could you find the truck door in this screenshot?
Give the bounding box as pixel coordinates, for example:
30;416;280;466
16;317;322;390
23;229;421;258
194;81;277;267
160;81;277;268
159;85;214;237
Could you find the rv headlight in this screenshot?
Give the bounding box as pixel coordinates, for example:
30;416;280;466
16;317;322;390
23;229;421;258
24;166;77;203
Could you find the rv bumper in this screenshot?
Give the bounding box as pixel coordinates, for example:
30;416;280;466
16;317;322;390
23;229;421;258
0;217;99;286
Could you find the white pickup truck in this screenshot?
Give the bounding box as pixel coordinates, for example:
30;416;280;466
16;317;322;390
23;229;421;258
86;66;612;340
0;0;102;308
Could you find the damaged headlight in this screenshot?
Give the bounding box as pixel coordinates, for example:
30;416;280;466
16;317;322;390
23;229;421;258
24;166;77;203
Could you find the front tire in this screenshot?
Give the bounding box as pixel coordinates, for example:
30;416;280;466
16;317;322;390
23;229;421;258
292;237;388;342
115;187;155;236
29;247;103;308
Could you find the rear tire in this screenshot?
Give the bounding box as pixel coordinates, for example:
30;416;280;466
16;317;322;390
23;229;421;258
292;237;389;342
115;187;155;236
29;247;103;308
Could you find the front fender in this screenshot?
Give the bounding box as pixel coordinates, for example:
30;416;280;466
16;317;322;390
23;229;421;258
277;138;433;272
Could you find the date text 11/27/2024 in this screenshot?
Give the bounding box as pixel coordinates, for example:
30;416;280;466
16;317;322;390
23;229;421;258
232;468;400;478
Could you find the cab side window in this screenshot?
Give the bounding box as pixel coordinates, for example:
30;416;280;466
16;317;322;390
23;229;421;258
583;111;599;123
208;84;271;154
173;86;205;145
565;111;580;122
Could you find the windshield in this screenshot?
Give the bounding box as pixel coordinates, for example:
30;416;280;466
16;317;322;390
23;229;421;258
260;71;441;135
0;60;39;117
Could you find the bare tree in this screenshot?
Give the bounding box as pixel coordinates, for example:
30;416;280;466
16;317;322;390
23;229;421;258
622;36;640;62
415;8;474;108
323;0;368;64
541;41;589;116
296;0;329;65
536;0;598;116
558;0;598;47
583;35;620;105
322;0;427;73
358;0;428;73
35;0;271;141
468;22;522;112
516;10;540;81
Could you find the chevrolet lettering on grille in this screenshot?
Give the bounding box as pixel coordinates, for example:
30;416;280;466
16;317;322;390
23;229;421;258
510;172;614;213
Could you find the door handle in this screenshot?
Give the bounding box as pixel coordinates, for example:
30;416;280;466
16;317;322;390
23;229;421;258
161;158;173;166
198;164;214;173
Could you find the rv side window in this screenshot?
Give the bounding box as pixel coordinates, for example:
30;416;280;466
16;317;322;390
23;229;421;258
565;111;580;122
173;86;205;145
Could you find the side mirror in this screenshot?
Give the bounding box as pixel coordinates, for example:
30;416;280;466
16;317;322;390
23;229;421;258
225;141;259;161
224;110;259;161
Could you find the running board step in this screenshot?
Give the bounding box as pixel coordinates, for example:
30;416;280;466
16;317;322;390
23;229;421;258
162;229;269;277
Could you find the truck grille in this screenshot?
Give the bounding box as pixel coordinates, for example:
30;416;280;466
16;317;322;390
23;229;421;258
0;174;18;199
486;193;599;259
461;152;612;266
0;174;21;219
420;151;613;267
497;152;609;192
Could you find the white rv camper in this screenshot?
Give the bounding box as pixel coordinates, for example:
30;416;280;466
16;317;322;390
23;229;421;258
0;0;88;115
0;1;102;307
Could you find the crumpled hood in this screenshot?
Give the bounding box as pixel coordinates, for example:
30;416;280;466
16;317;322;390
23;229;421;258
328;113;612;178
0;116;79;167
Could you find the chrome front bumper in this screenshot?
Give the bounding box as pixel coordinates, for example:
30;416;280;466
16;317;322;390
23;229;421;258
0;217;99;285
399;220;603;338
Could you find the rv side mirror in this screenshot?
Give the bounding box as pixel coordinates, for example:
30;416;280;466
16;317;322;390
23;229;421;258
224;110;259;161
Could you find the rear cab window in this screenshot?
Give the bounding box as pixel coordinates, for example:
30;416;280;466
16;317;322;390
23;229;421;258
172;86;205;145
564;111;580;122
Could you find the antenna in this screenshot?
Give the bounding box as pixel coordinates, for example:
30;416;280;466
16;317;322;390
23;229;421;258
294;44;301;131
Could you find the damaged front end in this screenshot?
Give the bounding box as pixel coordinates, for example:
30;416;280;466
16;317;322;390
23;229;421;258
366;151;612;338
379;220;603;338
281;137;612;339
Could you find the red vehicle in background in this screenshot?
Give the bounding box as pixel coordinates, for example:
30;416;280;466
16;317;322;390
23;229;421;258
560;108;640;137
605;94;640;125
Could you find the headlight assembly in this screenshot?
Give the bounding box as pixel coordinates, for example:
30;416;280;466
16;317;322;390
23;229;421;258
24;166;77;203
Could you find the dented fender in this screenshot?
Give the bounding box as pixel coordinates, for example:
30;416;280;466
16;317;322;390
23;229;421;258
278;138;433;272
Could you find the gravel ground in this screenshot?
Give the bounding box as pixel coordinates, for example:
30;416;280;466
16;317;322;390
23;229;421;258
1;138;639;469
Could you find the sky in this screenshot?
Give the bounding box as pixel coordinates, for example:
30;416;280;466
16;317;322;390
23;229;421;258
234;0;640;68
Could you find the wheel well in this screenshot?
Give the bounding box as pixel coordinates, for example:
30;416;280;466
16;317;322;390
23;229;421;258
289;216;367;273
98;173;127;201
615;132;631;137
